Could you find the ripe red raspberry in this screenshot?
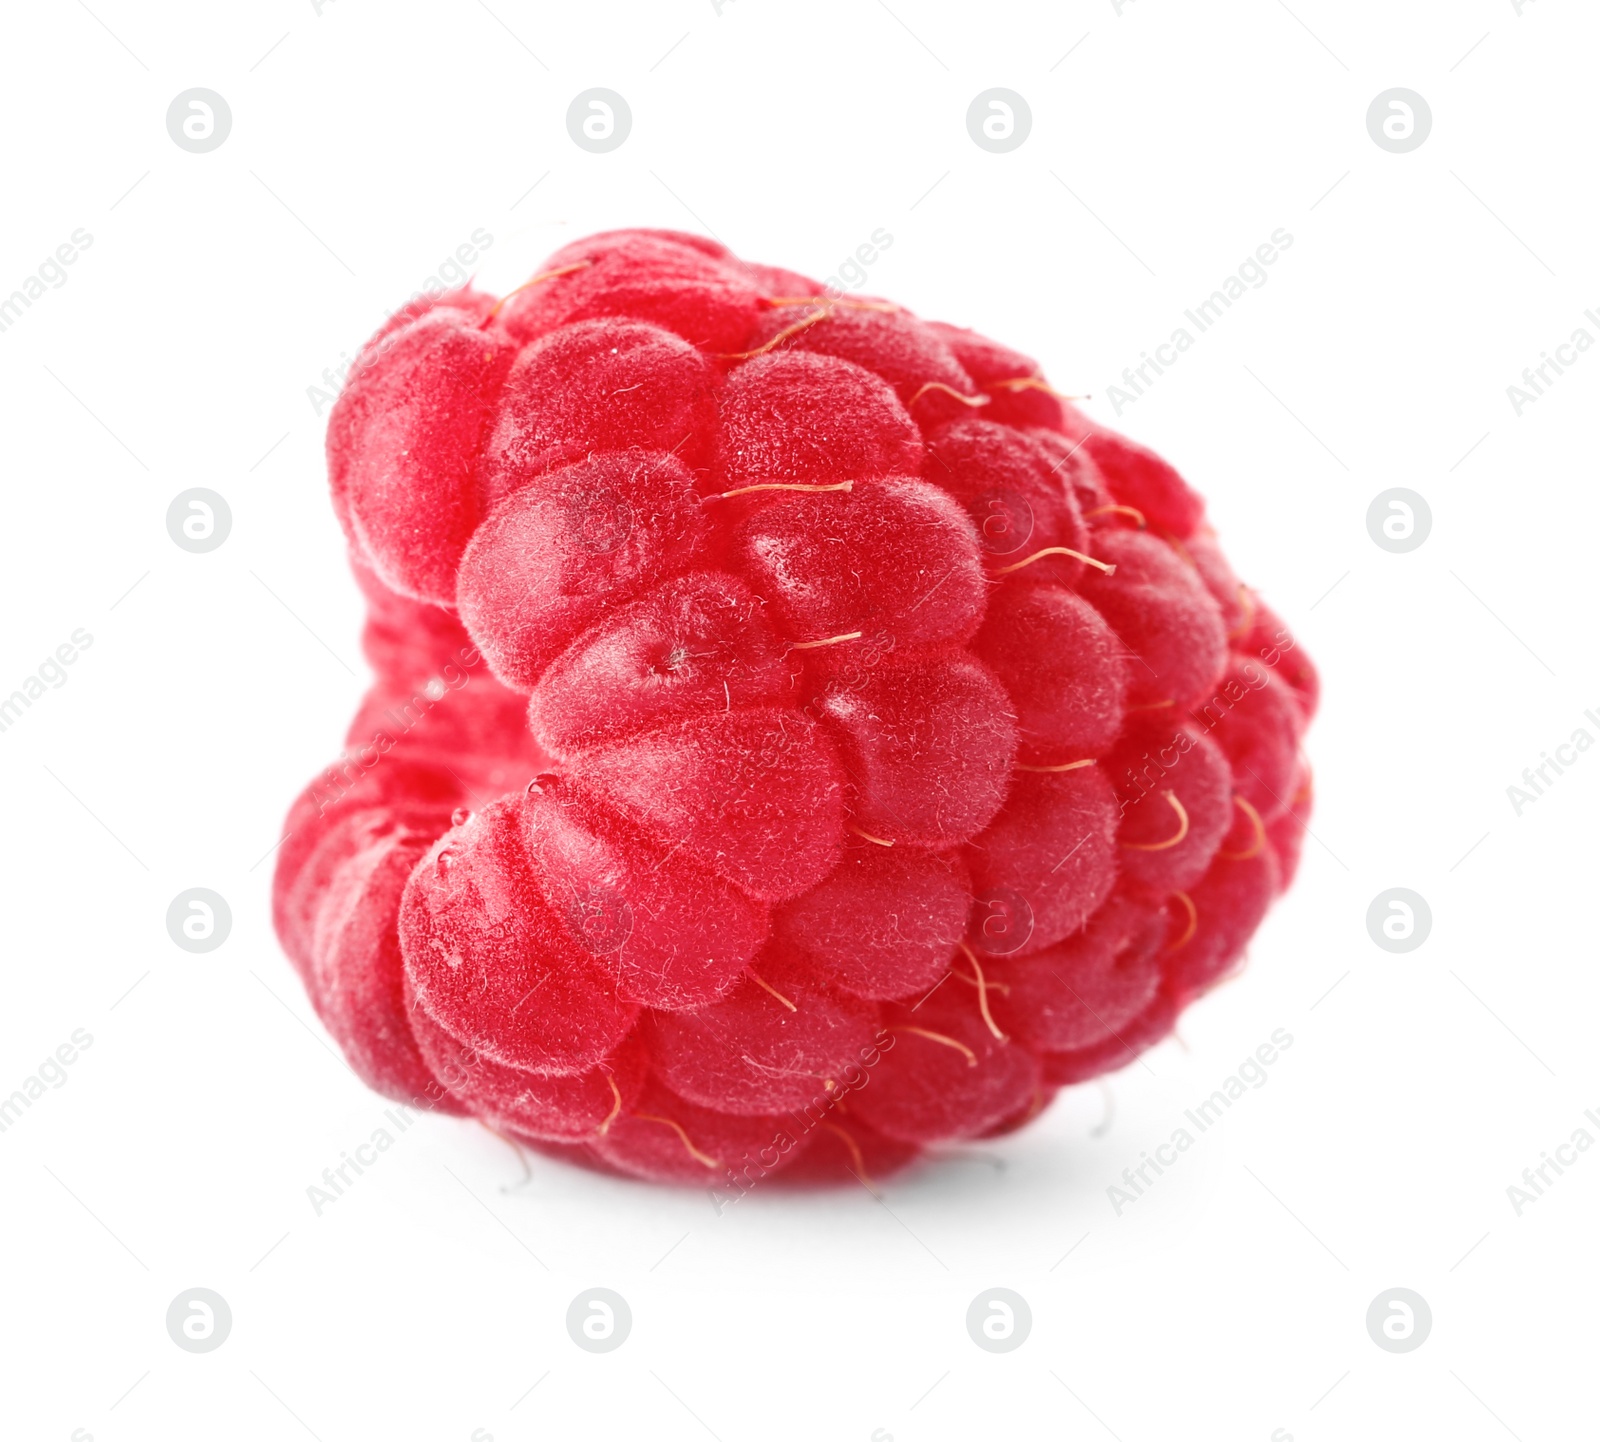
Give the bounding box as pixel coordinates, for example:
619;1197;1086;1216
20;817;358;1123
274;228;1318;1188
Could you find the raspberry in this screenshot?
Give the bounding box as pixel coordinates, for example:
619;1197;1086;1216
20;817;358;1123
927;322;1070;431
352;557;476;687
1030;426;1115;517
274;756;461;982
274;228;1316;1186
1239;599;1321;720
1178;531;1251;637
342;681;538;798
1038;988;1178;1087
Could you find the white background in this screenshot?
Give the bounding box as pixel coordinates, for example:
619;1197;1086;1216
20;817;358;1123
1;1;1595;1439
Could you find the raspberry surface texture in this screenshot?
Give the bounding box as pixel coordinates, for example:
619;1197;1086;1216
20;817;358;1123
275;228;1316;1189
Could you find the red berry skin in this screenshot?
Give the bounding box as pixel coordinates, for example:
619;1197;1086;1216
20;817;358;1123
327;287;498;548
343;678;543;802
815;654;1017;847
590;1076;805;1185
405;987;647;1141
332;307;516;605
852;990;1040;1144
927;322;1070;431
399;798;639;1074
1179;530;1252;638
1165;845;1281;1002
1076;530;1228;709
497;229;764;354
747;262;824;297
973;584;1129;764
1191;659;1303;822
1030;428;1116;518
964;768;1120;958
1105;718;1235;896
987;891;1165;1053
457;450;711;692
482;318;717;500
923;417;1088;572
741;304;978;420
1237;601;1320;722
772;1116;919;1187
735;477;987;652
273;759;462;982
971;1086;1057;1139
575;706;844;904
308;829;471;1114
646;962;881;1115
1057;414;1206;540
360;285;498;361
528;571;799;760
352;559;477;690
775;839;971;1001
1036;988;1178;1086
1266;763;1312;891
716;350;923;488
521;776;766;1010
